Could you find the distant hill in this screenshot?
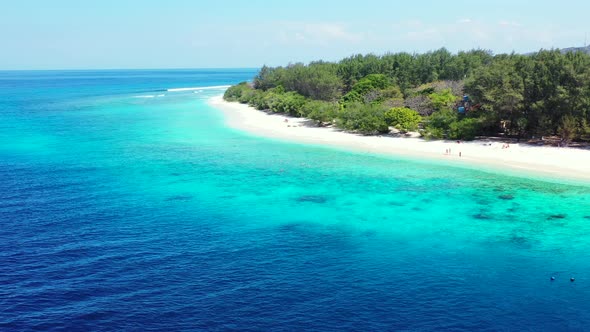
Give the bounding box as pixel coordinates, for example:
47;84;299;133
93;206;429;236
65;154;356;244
559;45;590;54
524;46;590;56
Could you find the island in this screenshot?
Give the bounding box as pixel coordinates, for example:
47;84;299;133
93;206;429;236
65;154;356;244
213;48;590;181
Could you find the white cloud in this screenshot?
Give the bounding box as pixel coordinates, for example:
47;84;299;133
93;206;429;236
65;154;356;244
392;20;424;29
275;22;364;46
294;32;305;41
405;28;441;42
498;20;523;27
212;18;581;66
379;18;571;52
398;19;490;43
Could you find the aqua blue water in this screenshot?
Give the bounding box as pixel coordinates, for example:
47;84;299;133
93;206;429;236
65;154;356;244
2;69;590;331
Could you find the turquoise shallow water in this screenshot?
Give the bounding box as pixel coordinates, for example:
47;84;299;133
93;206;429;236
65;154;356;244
2;70;590;331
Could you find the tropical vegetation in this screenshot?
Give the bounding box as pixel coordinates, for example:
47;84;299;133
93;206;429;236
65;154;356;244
224;48;590;143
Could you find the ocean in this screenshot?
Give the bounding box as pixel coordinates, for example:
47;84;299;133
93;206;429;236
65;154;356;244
1;69;590;331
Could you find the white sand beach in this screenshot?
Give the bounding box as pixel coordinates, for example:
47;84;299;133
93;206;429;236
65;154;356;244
209;96;590;183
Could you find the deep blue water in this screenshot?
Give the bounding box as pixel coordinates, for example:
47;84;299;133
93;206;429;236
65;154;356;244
2;69;590;331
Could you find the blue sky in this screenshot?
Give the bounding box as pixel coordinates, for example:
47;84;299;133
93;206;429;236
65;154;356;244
1;0;589;69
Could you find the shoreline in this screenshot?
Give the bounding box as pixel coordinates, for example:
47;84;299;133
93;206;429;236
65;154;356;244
208;96;590;184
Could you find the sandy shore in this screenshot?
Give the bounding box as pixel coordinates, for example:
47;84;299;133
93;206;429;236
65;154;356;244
209;96;590;183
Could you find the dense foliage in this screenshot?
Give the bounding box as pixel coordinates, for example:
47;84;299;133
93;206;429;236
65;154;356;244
384;107;422;133
225;48;590;142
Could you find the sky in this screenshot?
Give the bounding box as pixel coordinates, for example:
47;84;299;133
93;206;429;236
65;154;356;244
1;0;589;69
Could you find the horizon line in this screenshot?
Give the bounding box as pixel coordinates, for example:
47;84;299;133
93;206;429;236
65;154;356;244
2;45;588;72
0;67;262;72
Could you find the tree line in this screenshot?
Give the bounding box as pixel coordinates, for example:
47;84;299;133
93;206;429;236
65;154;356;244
224;48;590;143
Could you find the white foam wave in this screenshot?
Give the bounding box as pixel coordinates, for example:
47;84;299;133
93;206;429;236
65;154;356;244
134;94;165;99
166;85;231;92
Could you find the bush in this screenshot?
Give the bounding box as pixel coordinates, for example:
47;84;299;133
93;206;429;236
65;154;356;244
421;126;445;140
351;74;392;95
336;103;389;135
223;82;251;101
449;118;481;140
244;90;266;110
422;108;458;139
340;75;401;106
303;100;339;125
340;90;363;105
268;92;306;116
237;88;257;104
384;107;422;133
558;115;578;144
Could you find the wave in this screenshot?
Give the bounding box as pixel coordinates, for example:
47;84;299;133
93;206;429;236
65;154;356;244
166;85;231;92
134;94;165;98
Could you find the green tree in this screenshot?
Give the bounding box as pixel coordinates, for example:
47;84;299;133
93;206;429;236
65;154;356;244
465;56;526;134
422;108;458;139
429;89;457;111
253;66;279;90
558;115;578;145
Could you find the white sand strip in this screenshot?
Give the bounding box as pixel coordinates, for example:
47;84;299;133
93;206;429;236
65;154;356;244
209;96;590;183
